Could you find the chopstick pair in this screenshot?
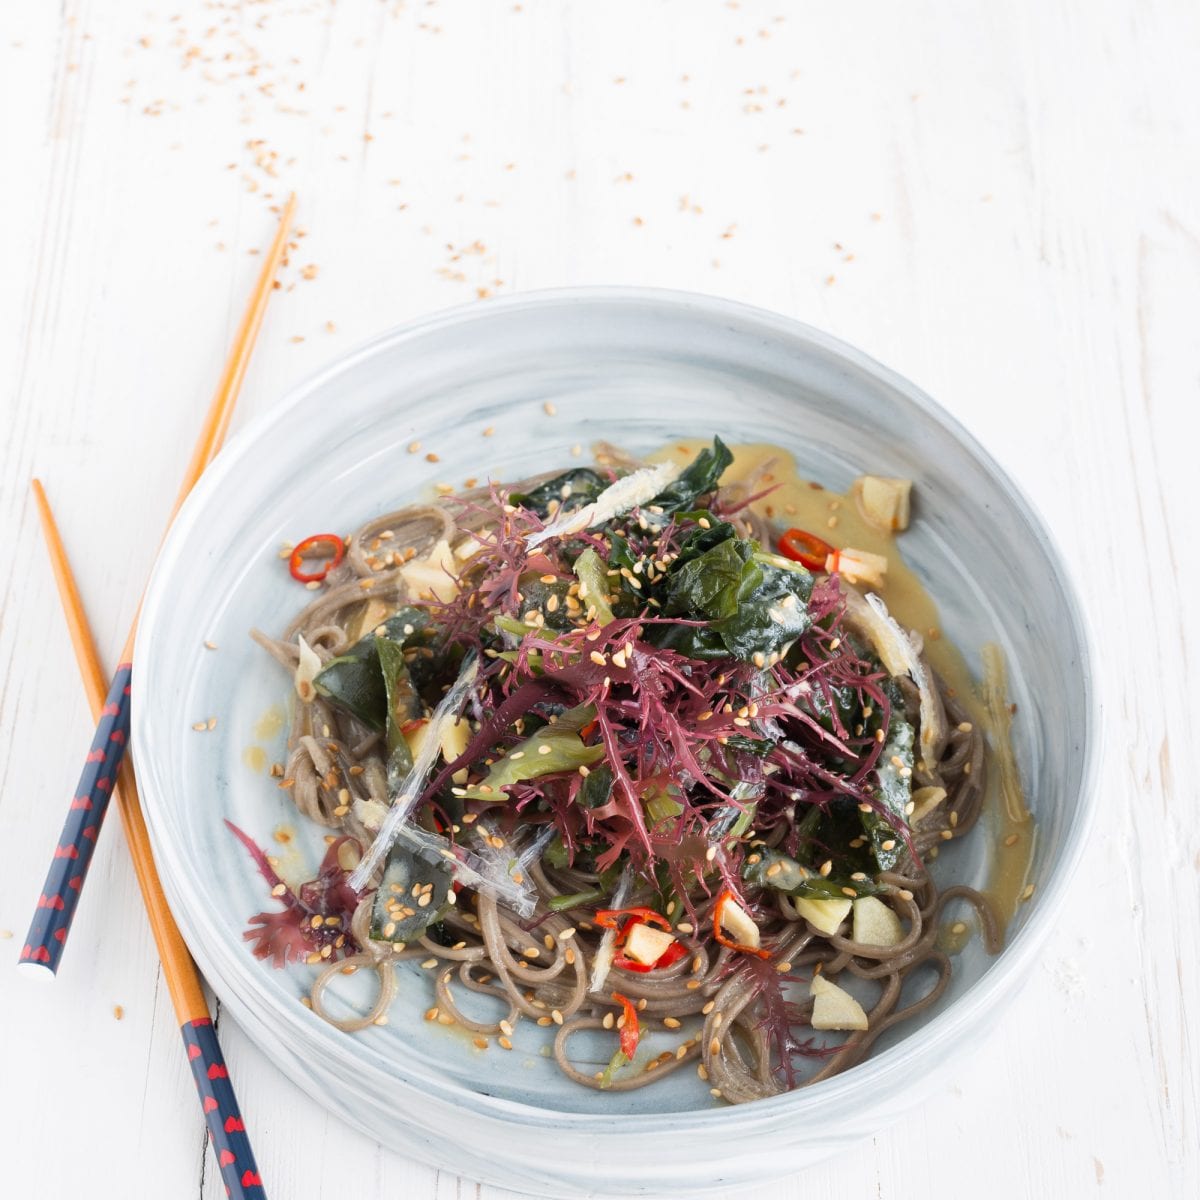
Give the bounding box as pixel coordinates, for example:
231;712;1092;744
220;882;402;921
23;193;295;973
21;194;298;1199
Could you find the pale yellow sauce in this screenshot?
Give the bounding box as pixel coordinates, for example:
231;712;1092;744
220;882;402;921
253;703;286;741
243;703;287;781
651;440;1034;932
242;745;268;773
936;921;974;956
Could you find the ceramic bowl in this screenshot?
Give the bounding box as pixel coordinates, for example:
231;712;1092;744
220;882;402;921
134;288;1097;1196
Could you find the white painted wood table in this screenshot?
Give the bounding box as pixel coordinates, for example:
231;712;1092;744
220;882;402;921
2;2;1197;1196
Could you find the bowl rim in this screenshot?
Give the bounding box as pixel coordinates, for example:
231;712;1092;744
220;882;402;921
134;284;1101;1131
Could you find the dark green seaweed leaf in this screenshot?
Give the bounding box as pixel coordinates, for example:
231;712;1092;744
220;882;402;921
511;469;606;519
709;557;813;662
863;711;914;872
517;572;576;633
650;436;733;513
578;763;614;808
370;843;453;944
670;516;738;567
663;537;757;622
313;607;432;729
661;536;812;663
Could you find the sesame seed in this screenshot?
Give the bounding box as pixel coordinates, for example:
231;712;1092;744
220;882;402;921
537;1016;553;1026
407;441;422;454
700;1000;715;1016
499;1035;513;1050
709;1038;721;1055
951;921;967;935
1004;833;1019;847
203;640;218;651
819;859;832;877
589;651;607;666
1021;884;1036;901
663;1017;681;1029
676;922;694;934
559;927;577;940
697;1064;709;1080
420;958;437;969
603;1012;615;1029
483;425;495;437
473;1037;488;1050
537;744;553;755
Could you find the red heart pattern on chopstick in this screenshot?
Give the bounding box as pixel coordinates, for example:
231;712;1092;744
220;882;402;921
21;663;133;973
181;1019;266;1199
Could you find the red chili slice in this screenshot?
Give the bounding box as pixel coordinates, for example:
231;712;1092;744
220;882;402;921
777;528;835;571
289;534;346;583
712;889;772;960
594;906;672;935
612;992;640;1059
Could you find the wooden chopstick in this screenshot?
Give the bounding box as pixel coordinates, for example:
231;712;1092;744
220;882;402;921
22;194;296;975
30;482;267;1198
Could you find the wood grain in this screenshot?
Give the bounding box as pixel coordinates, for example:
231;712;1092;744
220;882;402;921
1;2;1197;1197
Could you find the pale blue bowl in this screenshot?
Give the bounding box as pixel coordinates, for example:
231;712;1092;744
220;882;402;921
135;289;1097;1196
